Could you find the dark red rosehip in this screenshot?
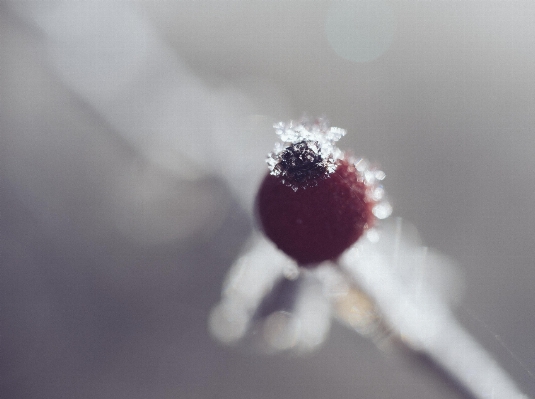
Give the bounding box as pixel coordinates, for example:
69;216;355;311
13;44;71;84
256;158;374;267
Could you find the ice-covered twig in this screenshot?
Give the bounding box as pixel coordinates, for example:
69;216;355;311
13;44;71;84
211;220;530;399
338;221;528;399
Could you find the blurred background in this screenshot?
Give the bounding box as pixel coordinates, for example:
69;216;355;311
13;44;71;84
1;1;534;398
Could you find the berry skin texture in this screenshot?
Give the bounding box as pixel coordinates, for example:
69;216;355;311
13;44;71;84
256;159;374;267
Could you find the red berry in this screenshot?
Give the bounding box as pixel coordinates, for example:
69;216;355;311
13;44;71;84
254;119;385;267
256;158;374;266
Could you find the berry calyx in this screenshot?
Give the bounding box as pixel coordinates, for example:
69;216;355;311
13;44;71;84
256;118;390;267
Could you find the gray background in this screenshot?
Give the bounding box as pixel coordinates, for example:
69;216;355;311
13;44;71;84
1;1;534;398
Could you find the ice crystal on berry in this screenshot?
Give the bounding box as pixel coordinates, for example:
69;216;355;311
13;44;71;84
268;117;346;190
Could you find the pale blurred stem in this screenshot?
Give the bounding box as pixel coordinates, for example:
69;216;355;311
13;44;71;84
356;318;478;398
335;265;529;399
336;298;477;398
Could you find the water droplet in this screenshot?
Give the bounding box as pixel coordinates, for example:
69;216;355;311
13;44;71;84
373;201;392;219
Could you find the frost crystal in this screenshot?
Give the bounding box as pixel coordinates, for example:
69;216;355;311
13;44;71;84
351;156;392;220
266;116;392;219
268;117;346;190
